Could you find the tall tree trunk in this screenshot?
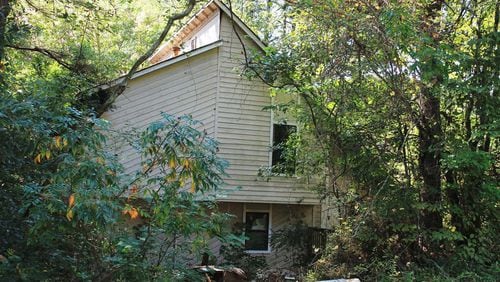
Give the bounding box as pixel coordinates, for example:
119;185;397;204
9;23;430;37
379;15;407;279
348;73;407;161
444;170;463;234
417;0;445;233
417;86;443;231
0;0;11;63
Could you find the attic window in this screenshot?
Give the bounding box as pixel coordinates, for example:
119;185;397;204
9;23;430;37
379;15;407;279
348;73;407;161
196;15;219;46
183;14;219;53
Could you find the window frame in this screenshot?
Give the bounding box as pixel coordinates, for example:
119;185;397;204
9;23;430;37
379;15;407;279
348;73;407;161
270;122;297;175
269;96;299;176
243;205;272;254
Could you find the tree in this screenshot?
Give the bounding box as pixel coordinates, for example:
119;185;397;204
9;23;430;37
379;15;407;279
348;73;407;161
245;0;498;279
0;0;239;280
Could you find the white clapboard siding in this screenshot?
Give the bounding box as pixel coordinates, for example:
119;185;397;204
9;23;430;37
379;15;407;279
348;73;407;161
102;6;320;207
215;13;320;205
102;48;219;174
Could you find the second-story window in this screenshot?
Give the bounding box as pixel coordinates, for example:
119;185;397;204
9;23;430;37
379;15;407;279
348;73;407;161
272;124;296;174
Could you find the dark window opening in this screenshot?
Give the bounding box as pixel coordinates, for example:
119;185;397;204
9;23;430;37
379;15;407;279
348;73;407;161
272;124;296;174
245;212;269;251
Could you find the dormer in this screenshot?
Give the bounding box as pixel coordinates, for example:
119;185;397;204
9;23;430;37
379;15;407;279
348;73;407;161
150;1;220;64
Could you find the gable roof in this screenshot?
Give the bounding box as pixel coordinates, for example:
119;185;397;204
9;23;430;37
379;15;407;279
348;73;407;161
98;0;266;88
92;0;266;115
150;0;266;64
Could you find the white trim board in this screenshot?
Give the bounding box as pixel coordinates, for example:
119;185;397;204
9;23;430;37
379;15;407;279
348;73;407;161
96;40;223;92
213;0;266;51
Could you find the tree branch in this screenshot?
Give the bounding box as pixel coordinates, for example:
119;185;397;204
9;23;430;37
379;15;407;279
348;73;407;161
5;44;73;71
97;0;197;115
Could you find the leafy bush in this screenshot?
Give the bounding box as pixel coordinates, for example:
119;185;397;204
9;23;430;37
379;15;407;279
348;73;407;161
220;223;268;280
0;102;234;280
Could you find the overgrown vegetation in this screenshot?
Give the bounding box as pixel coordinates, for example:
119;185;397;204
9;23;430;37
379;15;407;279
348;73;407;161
0;0;239;280
1;0;498;280
0;104;234;280
236;0;499;280
221;243;268;280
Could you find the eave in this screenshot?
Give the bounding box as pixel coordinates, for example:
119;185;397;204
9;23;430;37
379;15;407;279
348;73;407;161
150;0;266;64
96;40;223;92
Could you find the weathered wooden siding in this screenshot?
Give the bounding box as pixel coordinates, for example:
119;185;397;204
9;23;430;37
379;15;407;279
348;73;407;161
102;8;320;204
216;13;319;205
102;48;219;174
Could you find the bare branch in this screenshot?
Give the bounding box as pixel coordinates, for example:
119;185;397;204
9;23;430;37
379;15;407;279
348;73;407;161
5;44;73;70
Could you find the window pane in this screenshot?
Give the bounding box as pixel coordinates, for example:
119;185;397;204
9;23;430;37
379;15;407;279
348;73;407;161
245;212;269;251
272;124;296;173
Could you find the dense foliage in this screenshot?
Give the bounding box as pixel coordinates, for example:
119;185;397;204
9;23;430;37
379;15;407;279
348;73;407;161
237;0;499;280
1;0;498;280
0;100;233;280
0;0;239;280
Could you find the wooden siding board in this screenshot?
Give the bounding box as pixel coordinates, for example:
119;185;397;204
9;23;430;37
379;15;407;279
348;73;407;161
111;83;216;118
104;48;218;174
220;185;314;194
215;13;319;205
109;105;215;130
217;113;270;123
219;191;317;199
120;56;218;97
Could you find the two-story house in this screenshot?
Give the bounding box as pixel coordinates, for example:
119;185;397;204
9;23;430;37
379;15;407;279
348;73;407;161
101;0;324;267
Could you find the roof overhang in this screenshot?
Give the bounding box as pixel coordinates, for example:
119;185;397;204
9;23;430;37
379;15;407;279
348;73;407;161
213;0;266;50
96;40;223;92
150;1;220;64
150;0;266;64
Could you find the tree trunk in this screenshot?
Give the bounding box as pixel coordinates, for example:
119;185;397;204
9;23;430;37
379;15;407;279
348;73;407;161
417;86;443;231
417;0;446;233
0;0;11;62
